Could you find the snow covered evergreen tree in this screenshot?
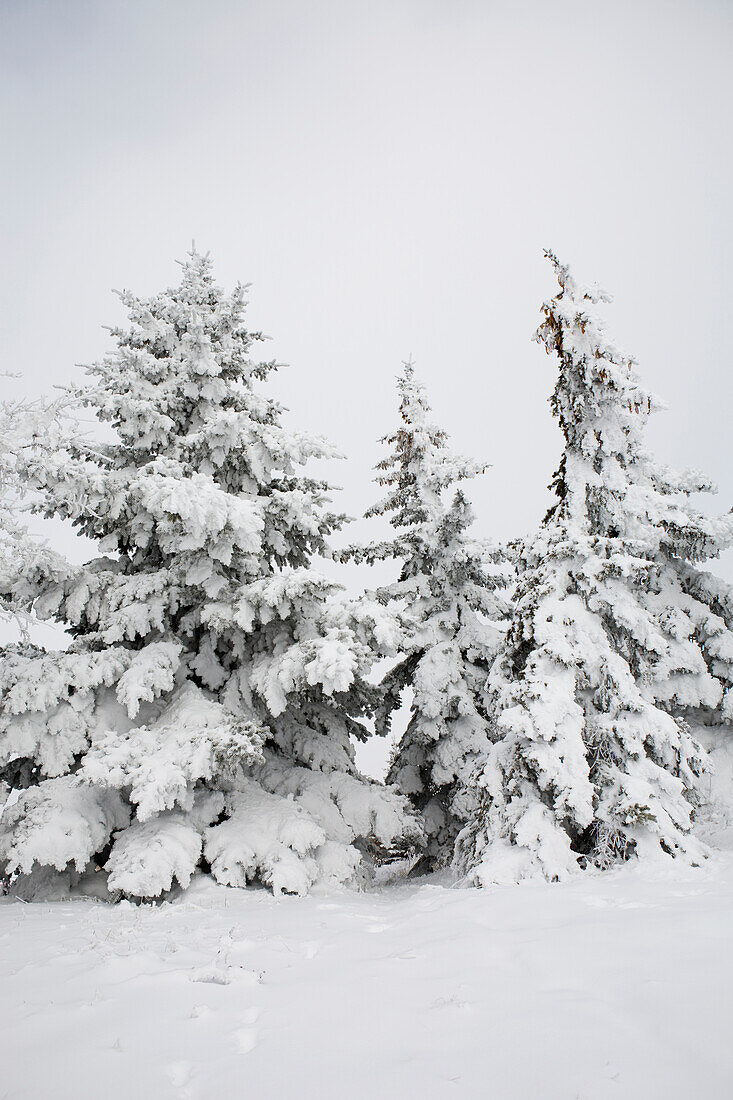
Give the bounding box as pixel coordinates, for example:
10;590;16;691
348;363;507;869
0;391;75;640
0;250;417;899
456;253;733;885
0;392;78;813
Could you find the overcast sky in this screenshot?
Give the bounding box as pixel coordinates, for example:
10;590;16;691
3;0;731;775
2;1;732;572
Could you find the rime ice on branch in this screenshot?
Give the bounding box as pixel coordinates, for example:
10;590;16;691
457;253;733;885
0;250;418;898
348;362;508;869
0;394;75;641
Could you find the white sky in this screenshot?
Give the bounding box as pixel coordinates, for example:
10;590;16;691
2;0;732;675
3;0;732;775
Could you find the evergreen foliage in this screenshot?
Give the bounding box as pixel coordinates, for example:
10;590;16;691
2;247;732;899
0;393;75;638
0;251;418;898
457;254;733;884
349;363;508;868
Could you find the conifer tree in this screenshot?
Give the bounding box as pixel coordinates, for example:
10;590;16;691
349;363;507;869
0;250;417;899
0;392;74;639
457;254;733;885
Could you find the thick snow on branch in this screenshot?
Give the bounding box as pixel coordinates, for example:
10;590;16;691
458;254;731;884
0;251;416;899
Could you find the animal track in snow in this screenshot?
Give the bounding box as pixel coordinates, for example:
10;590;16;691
166;1060;196;1098
234;1027;258;1054
167;1060;193;1086
233;1008;261;1053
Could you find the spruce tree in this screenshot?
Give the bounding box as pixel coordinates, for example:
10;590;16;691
350;363;507;869
457;254;733;884
0;392;74;639
0;250;417;899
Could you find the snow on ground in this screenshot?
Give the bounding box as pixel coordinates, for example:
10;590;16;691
1;849;732;1100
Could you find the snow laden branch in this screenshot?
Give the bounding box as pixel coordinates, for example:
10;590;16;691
2;249;731;902
456;252;733;885
346;362;512;869
0;251;419;900
0;388;80;641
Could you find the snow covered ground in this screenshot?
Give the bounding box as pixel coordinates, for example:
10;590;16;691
1;848;732;1100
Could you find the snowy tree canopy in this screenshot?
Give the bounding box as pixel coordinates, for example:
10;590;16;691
347;362;509;868
0;250;418;899
0;392;76;639
457;252;733;886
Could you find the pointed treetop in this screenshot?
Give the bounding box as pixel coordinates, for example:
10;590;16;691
364;360;486;536
535;251;670;527
536;250;654;416
542;248;613;306
173;244;219;306
393;357;441;435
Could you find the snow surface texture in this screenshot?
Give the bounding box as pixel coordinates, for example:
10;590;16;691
0;849;731;1099
2;734;731;1098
